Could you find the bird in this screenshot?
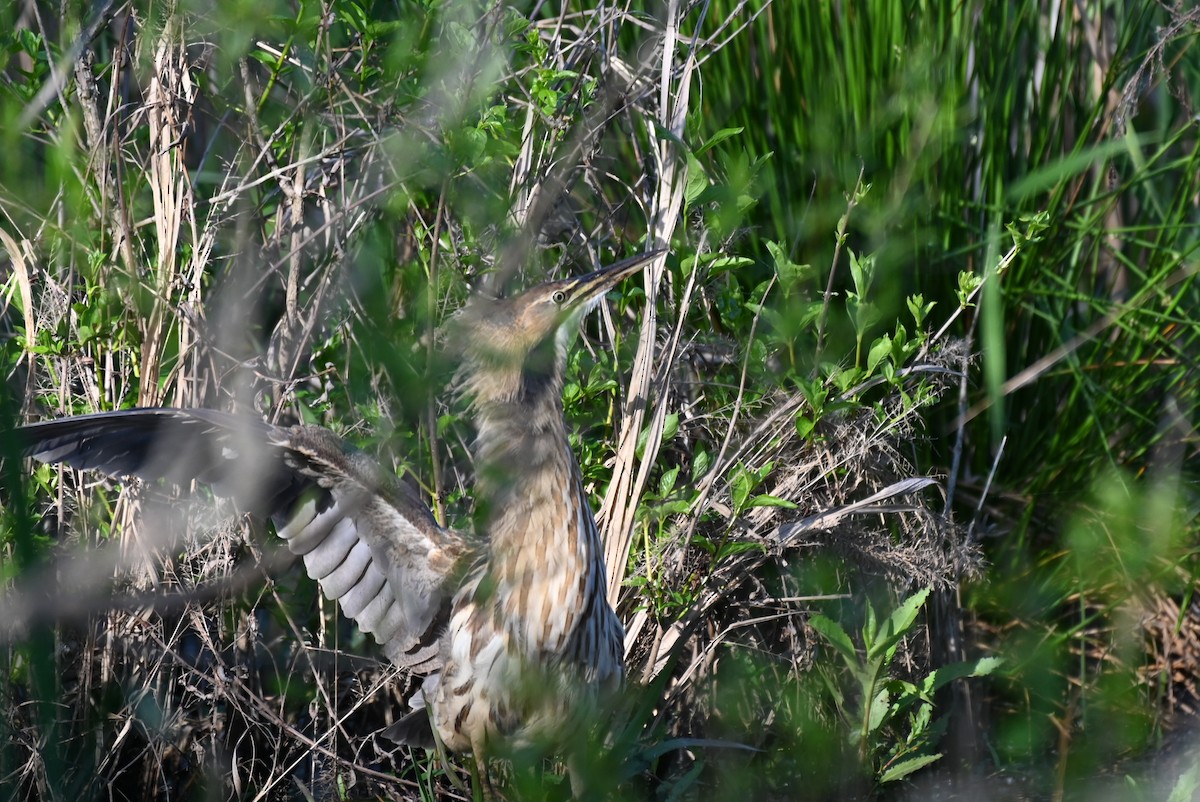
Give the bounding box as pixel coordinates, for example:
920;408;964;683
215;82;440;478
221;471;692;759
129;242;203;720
17;249;663;795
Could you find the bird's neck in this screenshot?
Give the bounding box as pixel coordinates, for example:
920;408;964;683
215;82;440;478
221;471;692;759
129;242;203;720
472;368;574;521
468;337;571;499
470;364;604;596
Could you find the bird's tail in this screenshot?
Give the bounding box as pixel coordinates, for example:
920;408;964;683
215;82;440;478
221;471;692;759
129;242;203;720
380;709;435;748
380;684;436;749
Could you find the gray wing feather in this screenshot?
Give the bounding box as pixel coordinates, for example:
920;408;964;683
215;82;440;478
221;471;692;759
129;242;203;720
19;408;466;673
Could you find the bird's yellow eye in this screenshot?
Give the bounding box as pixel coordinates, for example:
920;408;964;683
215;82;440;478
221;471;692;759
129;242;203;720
551;290;567;305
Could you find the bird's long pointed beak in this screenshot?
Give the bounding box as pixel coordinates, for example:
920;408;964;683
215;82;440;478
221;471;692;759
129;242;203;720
568;249;667;307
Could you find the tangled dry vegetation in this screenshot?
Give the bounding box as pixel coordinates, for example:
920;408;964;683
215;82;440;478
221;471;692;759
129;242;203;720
0;4;987;801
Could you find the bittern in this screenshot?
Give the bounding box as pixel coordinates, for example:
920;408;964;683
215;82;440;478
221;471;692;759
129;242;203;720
17;250;662;790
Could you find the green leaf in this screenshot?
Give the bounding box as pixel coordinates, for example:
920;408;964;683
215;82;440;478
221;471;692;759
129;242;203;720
830;365;863;393
795;414;815;439
866;334;892;376
869;587;931;661
795;300;825;329
909;698;933;735
692;254;754;277
766;240;813;288
956;270;983;307
1166;761;1200;802
922;656;1004;695
885;677;925;707
635;414;677;459
685;151;709;205
888;587;931;636
809;614;859;670
661;412;680;442
658;466;680;498
1006;136;1130;200
849;296;881;335
747;493;797;509
730;466;752;513
695;126;744;155
583;376;618;398
797;377;828;415
848;250;876;296
906;294;935;327
879;754;943;784
336;0;369;32
863;599;878;645
655;499;692;516
866;687;891;732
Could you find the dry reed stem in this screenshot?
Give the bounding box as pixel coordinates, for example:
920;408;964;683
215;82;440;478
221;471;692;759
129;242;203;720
600;0;692;605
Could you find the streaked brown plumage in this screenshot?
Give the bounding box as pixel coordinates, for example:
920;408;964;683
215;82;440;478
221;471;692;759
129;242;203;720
17;250;661;785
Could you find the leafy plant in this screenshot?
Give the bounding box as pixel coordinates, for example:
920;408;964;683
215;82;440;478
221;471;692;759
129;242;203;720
810;587;1001;786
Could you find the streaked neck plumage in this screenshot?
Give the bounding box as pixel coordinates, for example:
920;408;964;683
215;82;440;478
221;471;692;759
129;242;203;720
461;315;604;653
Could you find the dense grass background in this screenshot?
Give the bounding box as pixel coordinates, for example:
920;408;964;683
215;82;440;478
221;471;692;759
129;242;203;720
0;1;1197;800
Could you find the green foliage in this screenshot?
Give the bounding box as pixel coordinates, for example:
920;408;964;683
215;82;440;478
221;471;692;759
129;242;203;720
728;461;795;516
1163;762;1200;802
811;588;1001;786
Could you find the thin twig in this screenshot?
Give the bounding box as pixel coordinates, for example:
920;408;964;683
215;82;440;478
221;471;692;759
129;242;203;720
814;164;866;364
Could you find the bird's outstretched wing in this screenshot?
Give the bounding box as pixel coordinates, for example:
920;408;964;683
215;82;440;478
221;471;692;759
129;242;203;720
19;408;467;672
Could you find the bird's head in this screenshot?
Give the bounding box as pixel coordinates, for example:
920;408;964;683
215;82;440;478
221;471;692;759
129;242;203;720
452;250;663;407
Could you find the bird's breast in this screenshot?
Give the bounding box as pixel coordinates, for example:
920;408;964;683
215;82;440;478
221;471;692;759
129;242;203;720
429;481;618;750
432;403;623;750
